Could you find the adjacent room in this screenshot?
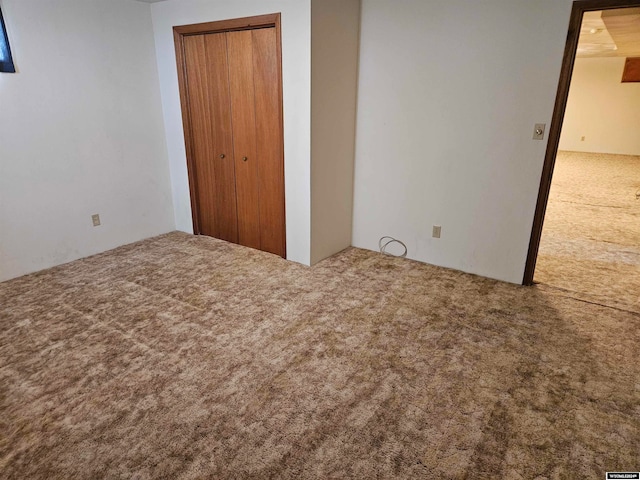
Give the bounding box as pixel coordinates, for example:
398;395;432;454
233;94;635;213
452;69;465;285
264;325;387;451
535;8;640;313
1;0;639;478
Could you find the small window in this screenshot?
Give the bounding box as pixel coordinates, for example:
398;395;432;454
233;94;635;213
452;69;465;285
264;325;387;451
1;6;16;73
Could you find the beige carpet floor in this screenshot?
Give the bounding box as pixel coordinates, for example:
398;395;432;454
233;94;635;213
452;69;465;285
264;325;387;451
535;151;640;313
1;232;639;479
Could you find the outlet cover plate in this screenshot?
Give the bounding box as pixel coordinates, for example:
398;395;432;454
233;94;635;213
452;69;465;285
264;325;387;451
92;214;101;227
432;225;441;238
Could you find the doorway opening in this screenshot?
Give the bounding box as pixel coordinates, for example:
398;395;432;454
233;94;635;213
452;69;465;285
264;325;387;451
524;0;640;310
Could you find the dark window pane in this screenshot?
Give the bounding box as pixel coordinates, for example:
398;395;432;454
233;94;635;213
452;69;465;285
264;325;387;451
1;7;16;73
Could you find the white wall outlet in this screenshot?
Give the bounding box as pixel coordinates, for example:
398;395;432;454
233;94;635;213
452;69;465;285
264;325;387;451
533;123;546;140
432;225;441;238
91;214;101;227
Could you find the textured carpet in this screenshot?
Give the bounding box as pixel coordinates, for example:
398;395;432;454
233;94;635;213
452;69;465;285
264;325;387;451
535;151;640;313
1;232;639;479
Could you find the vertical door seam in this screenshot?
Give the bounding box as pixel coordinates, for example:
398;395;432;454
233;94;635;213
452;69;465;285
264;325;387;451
223;32;241;244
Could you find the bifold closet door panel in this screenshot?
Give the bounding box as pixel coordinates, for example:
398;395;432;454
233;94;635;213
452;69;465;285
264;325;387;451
183;33;238;243
226;30;261;250
252;27;285;258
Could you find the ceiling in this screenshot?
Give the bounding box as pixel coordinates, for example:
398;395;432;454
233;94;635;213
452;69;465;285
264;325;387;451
578;8;640;57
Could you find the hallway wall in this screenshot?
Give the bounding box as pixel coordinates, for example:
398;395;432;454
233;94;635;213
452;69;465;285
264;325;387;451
560;57;640;156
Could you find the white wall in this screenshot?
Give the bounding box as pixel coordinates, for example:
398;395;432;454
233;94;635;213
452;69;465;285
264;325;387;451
559;57;640;155
150;0;312;265
310;0;360;264
352;0;574;284
0;0;174;282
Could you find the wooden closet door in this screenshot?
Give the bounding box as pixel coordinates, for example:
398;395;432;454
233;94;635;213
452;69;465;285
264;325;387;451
183;33;238;243
227;27;285;257
252;27;285;258
176;17;285;258
226;30;261;250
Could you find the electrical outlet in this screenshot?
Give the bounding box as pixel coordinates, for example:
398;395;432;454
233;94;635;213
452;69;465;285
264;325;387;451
533;123;546;140
432;225;441;238
581;136;585;141
91;214;101;227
